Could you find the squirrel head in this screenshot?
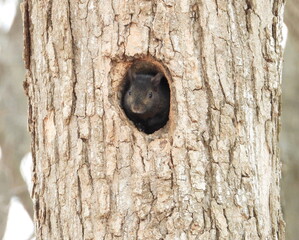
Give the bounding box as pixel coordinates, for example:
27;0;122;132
124;70;164;116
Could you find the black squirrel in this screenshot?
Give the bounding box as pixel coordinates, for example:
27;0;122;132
123;69;170;134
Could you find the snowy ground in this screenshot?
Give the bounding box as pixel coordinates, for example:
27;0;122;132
3;197;34;240
2;152;35;240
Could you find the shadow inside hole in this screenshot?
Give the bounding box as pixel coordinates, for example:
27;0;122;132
121;61;170;134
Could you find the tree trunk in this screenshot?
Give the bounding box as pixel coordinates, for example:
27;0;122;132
22;0;285;239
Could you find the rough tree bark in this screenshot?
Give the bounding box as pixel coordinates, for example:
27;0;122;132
22;0;285;239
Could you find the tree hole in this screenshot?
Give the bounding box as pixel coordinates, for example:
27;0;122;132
121;61;170;134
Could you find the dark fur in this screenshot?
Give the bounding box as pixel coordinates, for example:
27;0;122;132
123;70;170;134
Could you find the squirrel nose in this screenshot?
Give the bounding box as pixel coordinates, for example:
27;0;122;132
132;104;145;114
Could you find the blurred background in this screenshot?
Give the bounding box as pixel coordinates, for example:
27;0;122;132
0;0;298;239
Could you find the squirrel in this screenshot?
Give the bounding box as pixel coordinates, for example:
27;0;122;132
123;69;170;134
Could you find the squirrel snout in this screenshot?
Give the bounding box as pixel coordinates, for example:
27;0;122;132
131;104;146;114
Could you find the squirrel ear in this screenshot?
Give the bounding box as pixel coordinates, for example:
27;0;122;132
128;69;136;82
151;73;163;87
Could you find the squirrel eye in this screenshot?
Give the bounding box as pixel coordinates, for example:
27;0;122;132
128;91;132;96
148;92;153;98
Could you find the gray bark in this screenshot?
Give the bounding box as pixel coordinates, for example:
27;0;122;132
22;0;285;239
